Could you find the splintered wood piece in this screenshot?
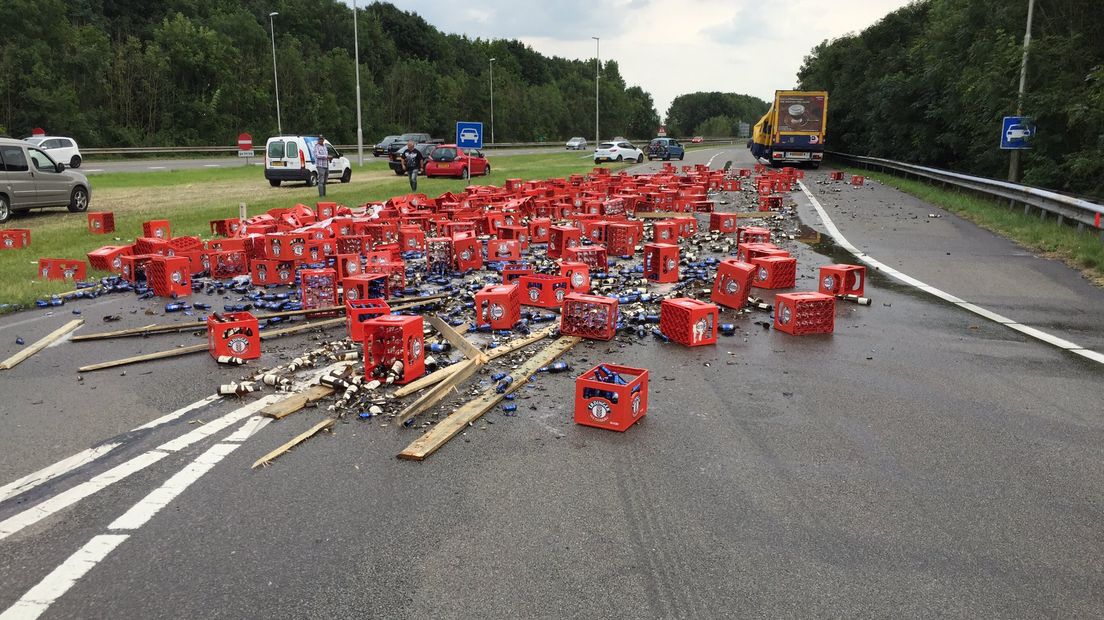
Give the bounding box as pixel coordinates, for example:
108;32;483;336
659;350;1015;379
393;358;482;425
260;385;334;420
251;418;335;468
0;319;84;370
425;315;486;363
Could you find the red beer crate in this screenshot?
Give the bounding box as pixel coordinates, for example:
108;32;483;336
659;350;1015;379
709;213;738;233
425;237;453;275
606;222;638;257
315;201;337;219
559;261;591;293
528;218;552;243
346;298;391;342
337;235;371;256
643;243;679;283
660;298;718;346
363;314;424;385
851;175;865;186
502;263;533;284
134;237;171;256
563;245;608;272
0;228;30;249
548;225;582;259
751;256;797;289
829;171;844;181
739;226;771;244
560;293;618;341
146;255;192;297
38;258;87;281
487;239;521;262
208;250;249;279
251;259;295;286
119;254;154;283
580;219;608;245
209;218;241;237
364;260;406;293
519;274;570;308
87;212;115;234
142;219;171;240
652;220;679;243
775;292;835;335
452;236;483;271
398;225;425;251
497;224;529;248
758;195;783;211
207;238;246;252
574;364;649;432
711;259;755;309
207;312;260;360
264;232;308;261
676;217;697;238
474;284;521;329
737;242;788;263
87;245;133;273
819;264;866;298
301;268;338;311
305;239;334;262
335;254;362;279
343;273;389;302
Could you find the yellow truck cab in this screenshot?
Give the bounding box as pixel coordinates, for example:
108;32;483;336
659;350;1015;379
750;90;828;168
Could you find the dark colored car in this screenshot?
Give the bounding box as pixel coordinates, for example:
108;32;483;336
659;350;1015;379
373;135;402;157
647;137;685;161
387;143;435;176
386;132;439;157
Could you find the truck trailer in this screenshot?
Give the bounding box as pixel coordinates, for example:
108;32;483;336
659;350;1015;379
750;90;828;168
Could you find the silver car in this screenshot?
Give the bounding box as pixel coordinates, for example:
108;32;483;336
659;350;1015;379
565;137;587;150
0;137;91;223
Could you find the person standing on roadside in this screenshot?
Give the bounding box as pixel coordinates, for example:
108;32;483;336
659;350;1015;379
313;135;329;197
401;140;424;192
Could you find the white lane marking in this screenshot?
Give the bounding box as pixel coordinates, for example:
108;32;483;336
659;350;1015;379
0;534;129;620
83;169;104;172
706;150;727;167
132;394;221;431
155;394;280;452
203;164;220;168
0;451;168;541
147;166;167;170
0;444;121;505
223;416;272;443
798;181;1104;364
107;443;238;530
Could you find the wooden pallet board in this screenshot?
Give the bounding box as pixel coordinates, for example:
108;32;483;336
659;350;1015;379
0;319;84;370
425;315;486;363
260;385;334;420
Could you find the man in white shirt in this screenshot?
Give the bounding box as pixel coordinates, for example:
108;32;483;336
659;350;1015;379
313;135;329;197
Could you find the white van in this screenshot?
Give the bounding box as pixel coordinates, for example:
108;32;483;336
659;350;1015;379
264;135;351;187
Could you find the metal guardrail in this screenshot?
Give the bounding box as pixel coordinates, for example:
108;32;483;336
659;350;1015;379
828;151;1104;236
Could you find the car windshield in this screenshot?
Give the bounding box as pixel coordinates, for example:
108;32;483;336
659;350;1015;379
598;143;614;149
431;147;458;162
570;138;583;142
24;138;44;146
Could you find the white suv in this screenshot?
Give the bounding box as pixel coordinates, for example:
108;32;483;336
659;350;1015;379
594;140;644;164
24;136;83;168
264;135;351;187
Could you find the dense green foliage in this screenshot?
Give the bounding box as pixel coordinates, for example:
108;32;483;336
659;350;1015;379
664;92;769;137
0;0;659;146
798;0;1104;198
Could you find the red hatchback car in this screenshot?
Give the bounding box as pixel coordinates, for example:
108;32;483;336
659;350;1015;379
424;144;491;179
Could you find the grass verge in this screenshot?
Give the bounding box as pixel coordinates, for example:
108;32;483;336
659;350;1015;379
845;167;1104;285
0;151;619;310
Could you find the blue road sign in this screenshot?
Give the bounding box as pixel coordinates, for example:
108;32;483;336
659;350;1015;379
456;121;484;149
1001;116;1035;150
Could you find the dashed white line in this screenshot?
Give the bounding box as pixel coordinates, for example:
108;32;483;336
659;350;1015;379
706;150;728;167
203;164;220;168
132;394;221;432
0;534;129;620
147;166;167;170
797;180;1104;364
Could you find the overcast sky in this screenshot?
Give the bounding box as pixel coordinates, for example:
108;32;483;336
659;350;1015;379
378;0;914;118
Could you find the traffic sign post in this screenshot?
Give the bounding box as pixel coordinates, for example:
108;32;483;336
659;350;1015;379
237;132;255;165
1000;116;1034;150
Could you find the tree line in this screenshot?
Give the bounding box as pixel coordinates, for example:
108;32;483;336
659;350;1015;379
664;92;769;138
0;0;661;147
797;0;1104;199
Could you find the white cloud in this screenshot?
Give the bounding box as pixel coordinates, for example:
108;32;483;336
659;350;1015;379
364;0;914;117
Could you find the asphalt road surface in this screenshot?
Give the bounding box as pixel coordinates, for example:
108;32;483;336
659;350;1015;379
1;146;1102;617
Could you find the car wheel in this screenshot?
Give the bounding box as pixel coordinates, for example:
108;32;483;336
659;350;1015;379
0;194;10;224
637;154;644;163
341;168;352;183
306;172;317;187
484;164;492;176
593;159;601;165
679;152;684;161
70;155;82;168
616;155;623;162
67;186;89;213
269;179;281;187
461;167;470;180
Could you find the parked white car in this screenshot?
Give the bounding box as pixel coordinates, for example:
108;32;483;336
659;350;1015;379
264;135;351;187
23;136;83;168
565;137;587;150
594;140;644;164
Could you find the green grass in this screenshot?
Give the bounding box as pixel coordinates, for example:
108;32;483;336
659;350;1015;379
0;151;617;310
847;167;1104;284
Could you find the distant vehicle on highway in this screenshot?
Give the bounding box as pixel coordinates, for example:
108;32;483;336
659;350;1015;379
23;136;83;168
565;137;588;150
0;137;91;223
373;135;402;157
386;132;442;157
1006;124;1032;142
594;140;644;164
425;145;490;179
264;135;351;187
750;90;828;168
647;137;685;161
691;136;704;144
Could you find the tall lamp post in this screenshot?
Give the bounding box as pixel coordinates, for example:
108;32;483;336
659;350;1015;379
489;57;497;145
1008;0;1035;182
268;12;282;135
352;0;364;165
592;37;600;146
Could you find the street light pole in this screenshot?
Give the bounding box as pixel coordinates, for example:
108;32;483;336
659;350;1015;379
268;12;282;135
1008;0;1035;182
592;37;599;146
352;0;364;166
489;58;496;145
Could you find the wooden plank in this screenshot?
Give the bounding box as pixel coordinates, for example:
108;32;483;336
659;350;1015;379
251;418;335;468
392;360;466;398
397;336;580;461
260;385;334;420
487;324;557;361
425;315;486;363
393;358;483;425
0;319;84;370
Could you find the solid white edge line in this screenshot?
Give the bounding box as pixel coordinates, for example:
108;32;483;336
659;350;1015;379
154;395;280;452
0;534;129;620
223;416;272;443
107;443;239;530
133;394;222;431
0;444;122;505
796;180;1102;363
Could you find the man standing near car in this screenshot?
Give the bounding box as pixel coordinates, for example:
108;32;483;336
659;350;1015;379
401;140;424;192
313;135;329;197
